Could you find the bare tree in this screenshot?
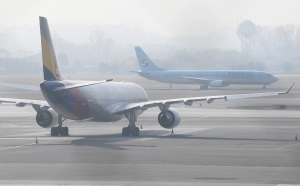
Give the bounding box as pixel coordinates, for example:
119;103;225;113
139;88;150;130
89;29;105;49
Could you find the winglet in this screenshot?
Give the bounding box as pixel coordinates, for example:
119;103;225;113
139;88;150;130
279;83;295;94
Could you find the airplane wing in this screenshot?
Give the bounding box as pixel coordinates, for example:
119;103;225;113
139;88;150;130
113;83;294;114
0;98;50;111
0;80;113;92
181;76;211;84
52;79;113;91
0;82;41;91
130;71;149;75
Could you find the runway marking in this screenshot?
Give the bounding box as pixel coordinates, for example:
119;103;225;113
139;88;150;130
275;142;300;150
182;117;208;121
223;126;299;134
0;125;34;128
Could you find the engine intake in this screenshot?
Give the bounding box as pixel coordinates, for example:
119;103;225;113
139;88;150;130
158;108;181;129
36;108;58;128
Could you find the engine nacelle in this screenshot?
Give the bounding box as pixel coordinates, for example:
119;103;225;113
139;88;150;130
36;108;58;128
209;80;223;87
158;108;181;129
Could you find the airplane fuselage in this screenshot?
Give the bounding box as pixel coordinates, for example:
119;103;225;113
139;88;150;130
41;81;148;122
139;70;278;85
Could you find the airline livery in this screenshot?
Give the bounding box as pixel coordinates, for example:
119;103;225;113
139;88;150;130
133;47;279;89
0;17;293;137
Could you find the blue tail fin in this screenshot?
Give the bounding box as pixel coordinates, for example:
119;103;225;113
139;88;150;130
135;46;164;72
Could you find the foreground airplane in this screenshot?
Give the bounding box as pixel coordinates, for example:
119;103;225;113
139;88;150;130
0;17;294;137
133;47;278;89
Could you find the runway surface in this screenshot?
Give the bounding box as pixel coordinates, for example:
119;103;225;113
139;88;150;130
0;75;299;185
0;105;299;185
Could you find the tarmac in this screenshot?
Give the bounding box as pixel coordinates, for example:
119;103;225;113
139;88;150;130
0;75;299;185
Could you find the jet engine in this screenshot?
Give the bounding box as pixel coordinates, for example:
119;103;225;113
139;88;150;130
158;108;181;129
36;108;58;128
209;80;223;87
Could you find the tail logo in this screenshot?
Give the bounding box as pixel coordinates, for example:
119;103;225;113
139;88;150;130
141;59;148;67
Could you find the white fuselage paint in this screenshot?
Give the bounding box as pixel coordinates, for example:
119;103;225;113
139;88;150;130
138;70;278;86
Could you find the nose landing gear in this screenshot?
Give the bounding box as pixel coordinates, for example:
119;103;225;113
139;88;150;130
122;110;139;137
51;115;69;136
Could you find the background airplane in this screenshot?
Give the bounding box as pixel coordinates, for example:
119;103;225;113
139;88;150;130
133;47;279;89
0;17;293;137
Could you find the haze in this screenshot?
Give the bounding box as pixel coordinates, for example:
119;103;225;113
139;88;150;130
0;0;300;74
1;0;300;36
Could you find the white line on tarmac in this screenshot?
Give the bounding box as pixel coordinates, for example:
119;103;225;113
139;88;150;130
275;142;300;150
223;126;299;134
182;116;208;121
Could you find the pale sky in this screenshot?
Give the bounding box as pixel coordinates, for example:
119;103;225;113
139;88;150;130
1;0;300;36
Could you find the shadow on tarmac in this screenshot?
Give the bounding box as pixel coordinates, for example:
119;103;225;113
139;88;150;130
52;131;295;150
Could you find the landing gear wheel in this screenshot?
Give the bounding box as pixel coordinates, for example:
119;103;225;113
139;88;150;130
123;110;139;137
263;85;266;89
122;127;140;136
51;127;59;136
122;127;129;136
50;126;69;136
61;127;69;136
132;127;140;137
50;115;69;137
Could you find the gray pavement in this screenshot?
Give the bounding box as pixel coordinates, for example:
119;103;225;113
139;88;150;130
0;104;299;185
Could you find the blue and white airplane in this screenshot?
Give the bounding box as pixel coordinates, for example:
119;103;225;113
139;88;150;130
133;47;279;89
0;17;293;137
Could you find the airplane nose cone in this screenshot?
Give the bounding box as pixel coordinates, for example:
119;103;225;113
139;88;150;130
273;76;279;83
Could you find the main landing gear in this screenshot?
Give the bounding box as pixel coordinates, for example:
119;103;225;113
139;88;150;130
51;115;69;136
200;85;208;90
122;110;139;137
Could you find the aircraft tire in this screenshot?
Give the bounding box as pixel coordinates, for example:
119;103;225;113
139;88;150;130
122;127;129;136
51;127;59;136
60;127;69;136
132;127;140;137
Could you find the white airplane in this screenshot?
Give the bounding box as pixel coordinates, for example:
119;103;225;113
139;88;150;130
133;47;279;89
0;17;294;137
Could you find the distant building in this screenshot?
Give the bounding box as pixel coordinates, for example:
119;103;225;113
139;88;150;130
0;53;42;73
0;49;9;58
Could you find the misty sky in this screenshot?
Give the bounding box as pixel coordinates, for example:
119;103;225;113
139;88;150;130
1;0;300;36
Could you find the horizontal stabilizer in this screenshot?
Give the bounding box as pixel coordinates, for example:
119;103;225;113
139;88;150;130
52;79;113;91
130;70;149;75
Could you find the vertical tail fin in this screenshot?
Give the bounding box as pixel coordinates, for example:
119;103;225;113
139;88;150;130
39;16;63;81
134;46;164;72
